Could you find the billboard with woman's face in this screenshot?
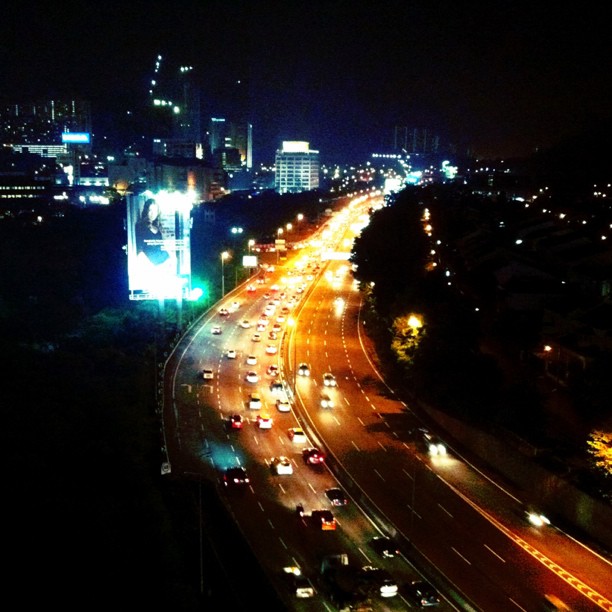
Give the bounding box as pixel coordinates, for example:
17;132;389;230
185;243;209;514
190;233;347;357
126;191;193;300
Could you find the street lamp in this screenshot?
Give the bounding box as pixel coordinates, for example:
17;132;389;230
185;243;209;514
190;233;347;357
221;251;229;297
248;239;255;253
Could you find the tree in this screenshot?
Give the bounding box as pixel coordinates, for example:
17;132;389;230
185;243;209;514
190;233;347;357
587;430;612;477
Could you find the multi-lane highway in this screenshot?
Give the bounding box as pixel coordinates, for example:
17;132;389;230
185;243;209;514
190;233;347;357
165;194;612;611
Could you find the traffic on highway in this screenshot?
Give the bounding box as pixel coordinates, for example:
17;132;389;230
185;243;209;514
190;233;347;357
165;193;612;611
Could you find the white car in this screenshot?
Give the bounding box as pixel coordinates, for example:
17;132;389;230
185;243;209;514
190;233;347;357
256;414;273;429
248;393;262;409
246;355;257;365
246;371;259;383
251;333;262;342
271;456;293;475
270;381;285;395
240;319;251;329
202;368;214;380
265;344;278;355
211;325;222;335
226;349;237;359
276;398;291;412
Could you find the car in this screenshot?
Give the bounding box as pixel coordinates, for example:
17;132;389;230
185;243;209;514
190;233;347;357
256;323;266;332
270;456;293;475
359;566;398;598
320;393;334;409
267;364;279;377
248;392;262;409
323;372;337;387
272;323;282;332
288;427;307;443
222;466;249;488
370;536;400;558
276;398;291;412
258;316;270;326
525;507;551;527
211;325;222;335
228;414;243;429
265;344;278;354
256;414;273;429
276;315;285;323
325;487;348;506
269;381;285;395
302;447;325;465
405;580;440;607
230;301;240;312
282;566;315;598
202;368;214;380
246;371;259;383
246;354;257;365
251;333;262;342
240;319;251;328
246;284;256;292
268;331;278;340
297;362;311;376
310;509;336;530
226;349;237;359
418;427;447;456
218;307;229;316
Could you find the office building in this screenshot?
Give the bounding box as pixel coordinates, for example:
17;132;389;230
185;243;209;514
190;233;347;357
274;141;319;194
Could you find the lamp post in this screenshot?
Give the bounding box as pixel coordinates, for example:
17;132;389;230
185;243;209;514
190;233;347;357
221;251;229;297
276;228;284;263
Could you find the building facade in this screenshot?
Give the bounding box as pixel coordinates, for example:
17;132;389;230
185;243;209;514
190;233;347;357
274;141;319;194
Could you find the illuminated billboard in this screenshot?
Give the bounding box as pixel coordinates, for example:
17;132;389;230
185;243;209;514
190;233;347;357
61;132;91;144
243;255;258;268
126;191;194;300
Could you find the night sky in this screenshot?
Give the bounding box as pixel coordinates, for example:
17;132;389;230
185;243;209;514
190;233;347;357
2;0;610;164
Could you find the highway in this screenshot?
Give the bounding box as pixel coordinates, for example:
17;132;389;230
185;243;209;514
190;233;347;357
165;193;612;611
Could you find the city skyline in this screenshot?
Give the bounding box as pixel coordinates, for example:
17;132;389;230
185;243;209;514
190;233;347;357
1;1;610;164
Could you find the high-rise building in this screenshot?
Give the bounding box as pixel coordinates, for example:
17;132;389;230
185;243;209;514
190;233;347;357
148;58;204;157
274;141;320;194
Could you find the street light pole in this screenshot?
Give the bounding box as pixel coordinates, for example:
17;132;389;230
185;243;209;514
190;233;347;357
221;251;229;297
